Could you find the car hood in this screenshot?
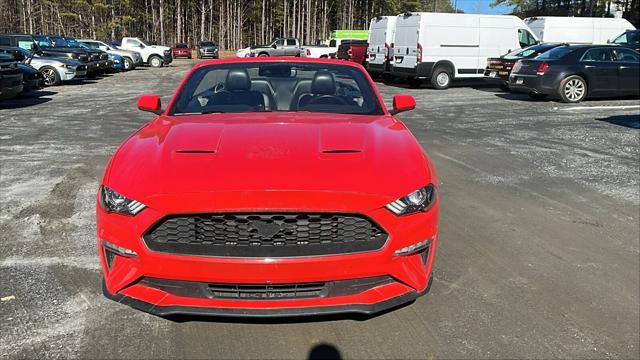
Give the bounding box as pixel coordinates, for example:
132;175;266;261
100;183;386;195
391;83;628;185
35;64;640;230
105;113;433;203
149;45;171;51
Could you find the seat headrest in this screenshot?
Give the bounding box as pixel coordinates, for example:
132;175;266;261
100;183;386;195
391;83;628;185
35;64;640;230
311;70;336;95
226;68;251;91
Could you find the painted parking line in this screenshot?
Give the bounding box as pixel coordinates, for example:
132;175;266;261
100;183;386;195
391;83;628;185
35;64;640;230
555;105;640;111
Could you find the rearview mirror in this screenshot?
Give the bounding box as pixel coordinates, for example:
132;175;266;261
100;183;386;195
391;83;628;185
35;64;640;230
137;94;162;115
390;94;416;115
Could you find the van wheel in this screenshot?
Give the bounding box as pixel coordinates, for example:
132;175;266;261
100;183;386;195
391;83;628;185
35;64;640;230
41;66;61;86
431;66;452;89
407;77;422;88
149;55;163;68
559;75;587;103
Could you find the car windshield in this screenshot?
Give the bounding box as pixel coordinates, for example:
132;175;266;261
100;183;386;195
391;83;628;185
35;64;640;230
176;44;188;48
504;44;556;59
33;35;53;48
201;42;216;47
170;62;384;116
613;31;639;44
139;39;152;46
535;46;574;60
51;37;70;47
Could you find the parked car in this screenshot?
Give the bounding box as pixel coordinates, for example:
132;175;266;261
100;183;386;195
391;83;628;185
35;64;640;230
197;41;219;59
16;63;44;93
79;39;143;70
249;38;300;57
509;44;640;102
119;37;172;67
107;52;125;72
0;34;92;70
610;29;640;52
336;40;369;65
98;57;438;318
30;35;100;75
236;47;251;57
366;16;397;80
48;35;110;74
390;12;539;89
172;43;192;59
484;43;563;90
0;52;23;100
525;16;636;45
0;46;87;86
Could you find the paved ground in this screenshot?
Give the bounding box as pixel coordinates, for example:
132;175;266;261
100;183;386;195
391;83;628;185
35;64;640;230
1;59;638;359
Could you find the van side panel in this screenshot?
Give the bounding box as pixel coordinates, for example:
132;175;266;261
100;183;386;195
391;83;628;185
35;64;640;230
477;17;521;74
526;17;636;44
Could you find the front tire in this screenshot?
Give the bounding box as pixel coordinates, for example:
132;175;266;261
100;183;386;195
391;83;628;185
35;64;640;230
430;66;452;89
123;57;133;71
149;55;163;68
258;52;269;57
40;66;61;86
558;75;587;103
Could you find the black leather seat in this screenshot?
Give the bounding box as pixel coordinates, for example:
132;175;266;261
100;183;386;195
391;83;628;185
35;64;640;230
295;70;342;109
211;68;265;110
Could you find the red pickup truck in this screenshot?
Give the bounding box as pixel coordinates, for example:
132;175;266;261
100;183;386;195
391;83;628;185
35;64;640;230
336;40;368;65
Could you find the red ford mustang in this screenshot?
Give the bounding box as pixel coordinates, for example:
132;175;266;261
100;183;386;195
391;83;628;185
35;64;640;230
97;57;439;317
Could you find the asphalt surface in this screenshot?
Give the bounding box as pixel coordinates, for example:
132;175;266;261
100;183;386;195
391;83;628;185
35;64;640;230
1;59;639;359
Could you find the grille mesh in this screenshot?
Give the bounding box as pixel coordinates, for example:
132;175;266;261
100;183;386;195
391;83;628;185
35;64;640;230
143;213;388;257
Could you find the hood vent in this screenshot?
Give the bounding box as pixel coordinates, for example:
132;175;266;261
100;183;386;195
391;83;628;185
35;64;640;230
175;150;216;154
321;149;361;154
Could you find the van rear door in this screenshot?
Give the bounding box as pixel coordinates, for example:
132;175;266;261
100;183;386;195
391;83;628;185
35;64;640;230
393;13;421;69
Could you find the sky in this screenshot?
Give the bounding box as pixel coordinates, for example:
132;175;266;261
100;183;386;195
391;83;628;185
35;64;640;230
451;0;515;14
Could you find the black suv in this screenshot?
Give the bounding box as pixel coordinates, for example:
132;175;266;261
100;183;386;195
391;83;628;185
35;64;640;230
611;30;640;52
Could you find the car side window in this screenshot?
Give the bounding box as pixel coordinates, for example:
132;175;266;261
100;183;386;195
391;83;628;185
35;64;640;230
612;48;640;62
613;33;628;44
275;39;285;47
582;48;613;62
286;39;296;46
0;37;10;46
518;29;537;48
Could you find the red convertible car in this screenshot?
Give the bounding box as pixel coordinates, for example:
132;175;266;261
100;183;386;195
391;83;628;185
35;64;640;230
97;57;439;317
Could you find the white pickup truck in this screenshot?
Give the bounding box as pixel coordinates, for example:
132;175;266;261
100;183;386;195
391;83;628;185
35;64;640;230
119;37;173;67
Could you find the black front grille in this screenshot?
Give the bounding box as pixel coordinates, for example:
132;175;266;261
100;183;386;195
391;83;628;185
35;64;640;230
209;282;327;299
139;276;394;300
143;213;388;257
78;55;89;62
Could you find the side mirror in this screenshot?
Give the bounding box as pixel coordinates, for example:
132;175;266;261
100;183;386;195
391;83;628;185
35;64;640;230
272;44;277;49
137;94;162;115
390;94;416;115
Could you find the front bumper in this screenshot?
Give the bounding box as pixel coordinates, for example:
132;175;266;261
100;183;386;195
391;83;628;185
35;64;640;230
97;191;439;317
163;54;173;64
0;73;24;99
61;68;86;81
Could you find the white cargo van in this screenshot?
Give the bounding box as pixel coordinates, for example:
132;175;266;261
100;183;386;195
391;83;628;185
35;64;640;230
366;16;397;78
525;16;636;44
391;12;539;89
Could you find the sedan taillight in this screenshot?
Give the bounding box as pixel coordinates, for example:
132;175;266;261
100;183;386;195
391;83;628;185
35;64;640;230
536;61;549;75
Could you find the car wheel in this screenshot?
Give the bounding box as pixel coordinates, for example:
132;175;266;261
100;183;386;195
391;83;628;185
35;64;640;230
123;57;133;71
149;55;163;68
559;75;587;103
40;66;61;86
258;53;269;57
528;92;548;100
430;66;452;89
407;77;422;88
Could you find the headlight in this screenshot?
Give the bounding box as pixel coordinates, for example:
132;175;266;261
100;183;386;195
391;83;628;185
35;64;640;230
385;184;436;215
99;186;146;215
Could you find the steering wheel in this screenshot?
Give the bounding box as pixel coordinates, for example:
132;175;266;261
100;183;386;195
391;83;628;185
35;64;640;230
307;95;348;106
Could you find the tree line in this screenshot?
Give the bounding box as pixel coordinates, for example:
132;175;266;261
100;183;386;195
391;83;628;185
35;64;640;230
491;0;638;26
0;0;455;50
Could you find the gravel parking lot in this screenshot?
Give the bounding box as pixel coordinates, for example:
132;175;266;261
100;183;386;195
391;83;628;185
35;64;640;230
1;59;638;359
